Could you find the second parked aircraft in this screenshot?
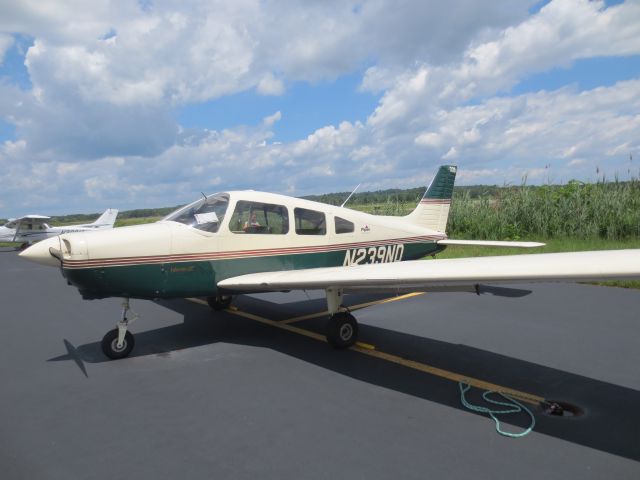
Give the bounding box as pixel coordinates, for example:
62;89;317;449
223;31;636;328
0;209;118;248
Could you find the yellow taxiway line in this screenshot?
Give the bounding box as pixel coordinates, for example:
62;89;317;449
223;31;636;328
281;292;425;324
186;295;544;406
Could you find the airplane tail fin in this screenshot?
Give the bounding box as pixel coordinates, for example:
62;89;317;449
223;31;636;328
92;208;119;228
405;165;457;233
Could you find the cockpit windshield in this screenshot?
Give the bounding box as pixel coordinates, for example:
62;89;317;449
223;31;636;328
163;193;230;233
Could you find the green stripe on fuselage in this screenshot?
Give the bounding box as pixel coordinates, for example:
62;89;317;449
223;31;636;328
64;242;444;299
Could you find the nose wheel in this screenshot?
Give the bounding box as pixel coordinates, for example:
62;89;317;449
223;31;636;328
101;329;135;359
101;298;139;360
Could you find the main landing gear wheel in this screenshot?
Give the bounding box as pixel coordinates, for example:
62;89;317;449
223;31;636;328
207;293;232;310
101;329;135;359
326;312;358;349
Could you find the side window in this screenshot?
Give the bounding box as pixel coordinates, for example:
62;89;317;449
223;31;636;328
294;208;326;235
334;216;354;234
230;201;289;234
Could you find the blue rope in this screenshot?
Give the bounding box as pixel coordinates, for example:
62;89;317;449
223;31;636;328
459;382;535;438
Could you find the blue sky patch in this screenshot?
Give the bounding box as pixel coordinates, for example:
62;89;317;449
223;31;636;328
530;0;624;14
176;72;380;142
0;120;15;143
102;28;117;41
0;34;32;91
512;55;640;95
528;0;551;14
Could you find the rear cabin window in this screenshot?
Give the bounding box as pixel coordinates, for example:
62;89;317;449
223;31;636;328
334;216;354;234
230;201;289;234
294;208;326;235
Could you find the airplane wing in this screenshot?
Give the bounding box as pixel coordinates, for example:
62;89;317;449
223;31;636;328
17;215;51;221
14;215;51;233
217;249;640;292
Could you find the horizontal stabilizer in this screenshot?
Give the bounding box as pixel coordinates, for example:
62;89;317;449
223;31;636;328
438;240;545;248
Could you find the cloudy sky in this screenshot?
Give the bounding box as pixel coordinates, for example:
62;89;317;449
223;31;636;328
0;0;639;217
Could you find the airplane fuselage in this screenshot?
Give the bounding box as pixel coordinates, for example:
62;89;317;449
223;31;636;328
26;191;447;300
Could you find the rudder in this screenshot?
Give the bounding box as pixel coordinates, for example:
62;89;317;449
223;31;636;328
92;208;119;228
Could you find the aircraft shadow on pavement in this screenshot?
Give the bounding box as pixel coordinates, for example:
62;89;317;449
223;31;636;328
49;290;639;462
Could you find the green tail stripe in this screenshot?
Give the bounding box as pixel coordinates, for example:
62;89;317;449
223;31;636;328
423;165;457;200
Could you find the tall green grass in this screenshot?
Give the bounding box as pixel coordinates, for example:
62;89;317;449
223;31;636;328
350;179;640;241
449;180;640;240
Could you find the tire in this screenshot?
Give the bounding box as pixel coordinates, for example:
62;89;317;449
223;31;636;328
101;328;135;360
326;312;358;349
207;294;232;310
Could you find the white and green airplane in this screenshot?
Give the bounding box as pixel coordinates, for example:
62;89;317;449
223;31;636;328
20;166;640;359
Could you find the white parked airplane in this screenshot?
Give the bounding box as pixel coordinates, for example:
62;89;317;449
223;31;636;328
19;166;640;359
0;209;119;248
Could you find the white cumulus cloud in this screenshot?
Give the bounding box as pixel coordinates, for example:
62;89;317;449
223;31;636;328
1;0;640;216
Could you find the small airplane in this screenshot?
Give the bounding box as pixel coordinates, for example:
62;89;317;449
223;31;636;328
0;209;119;248
20;166;640;359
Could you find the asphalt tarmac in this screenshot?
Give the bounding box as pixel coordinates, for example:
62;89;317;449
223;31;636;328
1;246;639;479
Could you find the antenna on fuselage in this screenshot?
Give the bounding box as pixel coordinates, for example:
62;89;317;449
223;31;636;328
201;192;208;201
340;183;361;208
